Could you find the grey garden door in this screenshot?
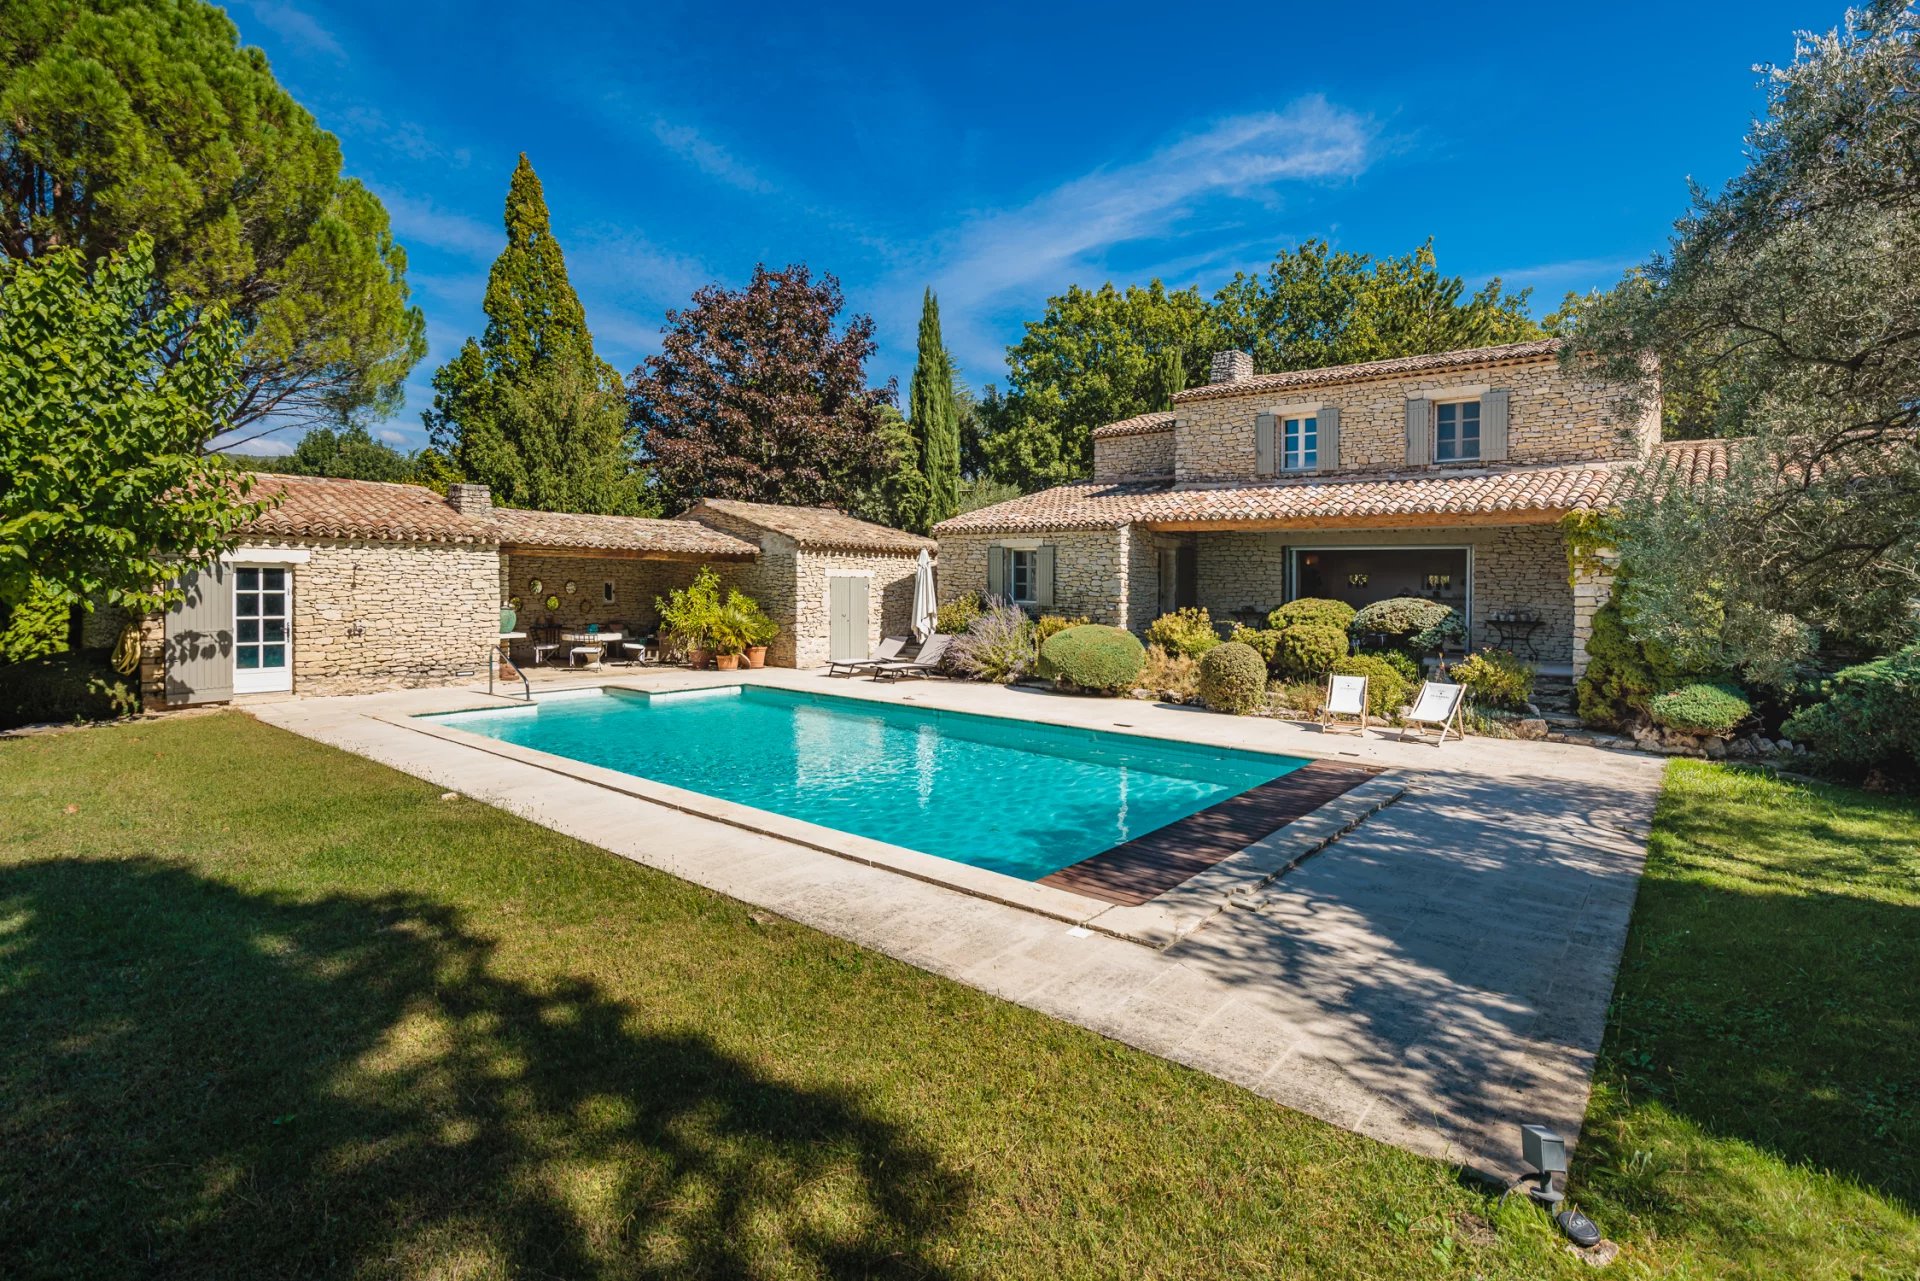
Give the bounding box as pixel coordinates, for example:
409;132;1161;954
164;562;234;705
827;575;868;664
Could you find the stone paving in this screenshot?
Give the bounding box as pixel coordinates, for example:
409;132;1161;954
248;667;1662;1177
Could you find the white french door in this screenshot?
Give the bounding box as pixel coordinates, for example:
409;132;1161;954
232;565;293;693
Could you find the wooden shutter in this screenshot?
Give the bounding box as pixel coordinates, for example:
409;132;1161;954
1317;405;1340;471
164;562;234;705
985;544;1006;600
1035;545;1056;608
1254;413;1277;476
1481;389;1510;461
1404;398;1432;466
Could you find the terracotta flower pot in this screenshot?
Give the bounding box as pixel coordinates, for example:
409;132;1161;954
687;647;713;669
744;645;768;669
714;653;741;671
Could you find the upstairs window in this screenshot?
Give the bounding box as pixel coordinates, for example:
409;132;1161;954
1283;415;1317;471
1434;400;1481;462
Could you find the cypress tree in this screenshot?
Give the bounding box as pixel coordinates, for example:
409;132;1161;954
1156;345;1187;409
908;288;961;531
425;155;638;512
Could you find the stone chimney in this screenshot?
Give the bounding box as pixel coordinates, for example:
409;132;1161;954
446;483;492;515
1209;349;1255;385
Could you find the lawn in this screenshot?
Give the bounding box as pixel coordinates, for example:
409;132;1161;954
0;716;1914;1278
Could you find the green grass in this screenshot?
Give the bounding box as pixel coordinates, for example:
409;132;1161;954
0;718;1914;1277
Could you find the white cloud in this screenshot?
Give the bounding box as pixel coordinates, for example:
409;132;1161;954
228;0;344;60
374;188;500;261
335;106;472;168
648;117;775;194
897;97;1376;373
1475;254;1643;299
376;428;411;446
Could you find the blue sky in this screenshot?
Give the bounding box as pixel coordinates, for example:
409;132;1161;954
221;0;1838;455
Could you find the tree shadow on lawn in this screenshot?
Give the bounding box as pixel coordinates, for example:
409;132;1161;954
0;858;966;1279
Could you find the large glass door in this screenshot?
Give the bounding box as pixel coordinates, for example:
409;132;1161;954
233;565;292;693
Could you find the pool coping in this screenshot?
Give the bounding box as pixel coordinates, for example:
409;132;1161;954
377;682;1410;948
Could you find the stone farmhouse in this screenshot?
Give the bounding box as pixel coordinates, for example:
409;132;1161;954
144;477;931;707
936;338;1720;679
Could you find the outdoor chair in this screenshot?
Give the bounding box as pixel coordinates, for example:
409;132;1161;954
531;624;561;666
1400;680;1466;746
870;633;951;681
827;634;907;677
1318;673;1369;734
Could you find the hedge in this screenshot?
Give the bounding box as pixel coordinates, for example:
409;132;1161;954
1648;682;1752;736
1272;624;1348;680
1330;654;1410;720
1782;644;1920;785
1267;597;1356;632
0;654;139;730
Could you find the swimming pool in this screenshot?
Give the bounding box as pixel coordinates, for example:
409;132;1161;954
425;687;1308;880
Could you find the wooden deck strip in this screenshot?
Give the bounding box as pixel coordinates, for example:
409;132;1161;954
1038;759;1383;906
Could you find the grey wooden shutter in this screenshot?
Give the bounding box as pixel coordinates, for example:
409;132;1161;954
1254;413;1277;476
1404;398;1432;466
1317;405;1340;471
1035;545;1056;608
1481;389;1510;461
985;544;1006;600
164;562;234;705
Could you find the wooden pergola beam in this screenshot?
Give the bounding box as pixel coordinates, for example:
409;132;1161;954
500;544;758;563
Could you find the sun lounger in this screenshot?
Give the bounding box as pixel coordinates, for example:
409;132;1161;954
870;633;951;681
1319;673;1369;733
1400;680;1466;745
826;635;908;677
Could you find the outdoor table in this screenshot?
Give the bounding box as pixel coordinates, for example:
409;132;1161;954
560;630;621;667
1488;615;1544;659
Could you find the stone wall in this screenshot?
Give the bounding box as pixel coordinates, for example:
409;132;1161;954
790;548;921;667
935;529;1128;626
1122;525;1162;632
1185;524;1575;663
287;539;501;695
1173;352;1659;484
1092;427;1175;480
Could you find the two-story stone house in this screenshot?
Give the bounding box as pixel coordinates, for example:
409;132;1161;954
936;338;1713;677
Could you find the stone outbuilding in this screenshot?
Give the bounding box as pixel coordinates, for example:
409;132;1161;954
145;476;932;707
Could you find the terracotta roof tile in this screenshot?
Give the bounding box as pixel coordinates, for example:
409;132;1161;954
1172;339;1565;404
240;474;495;544
1090;411;1176;441
685;498;934;554
489;507;759;557
934;440;1723;536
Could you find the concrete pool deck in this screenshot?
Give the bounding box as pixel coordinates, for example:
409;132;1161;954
248;666;1662;1178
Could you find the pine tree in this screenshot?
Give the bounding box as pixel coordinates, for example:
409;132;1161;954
908;289;961;531
424;155;638;513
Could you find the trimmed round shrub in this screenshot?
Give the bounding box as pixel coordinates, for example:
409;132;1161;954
1358;646;1420;686
1144;607;1221;659
1272;624;1348;680
1781;643;1920;785
1268;597;1356;632
1350;597;1461;653
1038;624;1146;695
1227;623;1281;665
1449;648;1535;711
1033;613;1090;649
1649;682;1752;736
1197;641;1269;715
1330;654;1411;721
0;654;139;730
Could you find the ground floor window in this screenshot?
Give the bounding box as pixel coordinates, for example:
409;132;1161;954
1009;549;1036;604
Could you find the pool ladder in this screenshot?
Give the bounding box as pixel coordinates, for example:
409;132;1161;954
488;646;532;702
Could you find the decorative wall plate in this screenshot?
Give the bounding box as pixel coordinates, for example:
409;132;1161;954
544;594;560;610
529;577;543;593
564;580;577;594
509;596;522;610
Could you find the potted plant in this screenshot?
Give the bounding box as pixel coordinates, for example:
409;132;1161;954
656;566;723;669
729;591;778;668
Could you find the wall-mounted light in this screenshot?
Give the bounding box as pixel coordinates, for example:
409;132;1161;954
1347;573;1369;587
1426;573;1453;590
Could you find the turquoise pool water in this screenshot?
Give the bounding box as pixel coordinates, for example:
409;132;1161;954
425;686;1306;880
